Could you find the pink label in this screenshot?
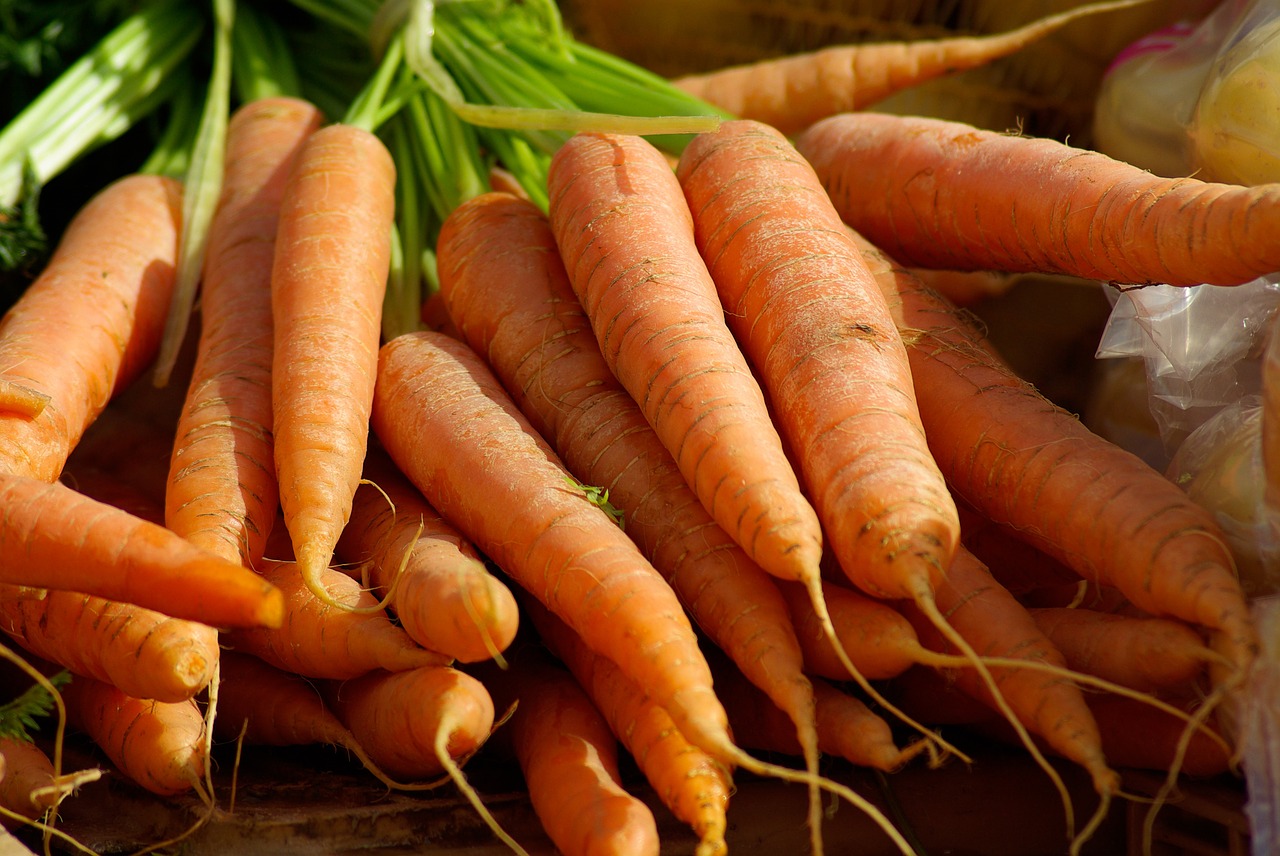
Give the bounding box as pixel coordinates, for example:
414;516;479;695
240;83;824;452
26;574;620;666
1105;20;1199;75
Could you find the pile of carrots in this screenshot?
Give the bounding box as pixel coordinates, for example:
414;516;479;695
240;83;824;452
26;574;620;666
0;1;1270;855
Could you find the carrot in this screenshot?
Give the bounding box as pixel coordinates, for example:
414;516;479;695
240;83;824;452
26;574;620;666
271;120;396;610
333;444;520;664
0;173;181;483
672;0;1155;136
0;736;58;819
523;596;730;856
545;131;824;597
1029;608;1216;695
213;650;438;792
60;676;206;797
797;111;1280;287
322;664;494;781
0;587;217;704
956;502;1082;598
166;95;324;567
221;559;448;680
435;190;820;789
474;644;662;856
373;331;913;852
850;229;1259;681
0;472;283;629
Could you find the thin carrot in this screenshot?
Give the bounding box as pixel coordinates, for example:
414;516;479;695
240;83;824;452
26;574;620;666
798;111;1280;287
474;644;662;856
851;229;1259;681
0;472;283;629
435;189;820;793
1029;607;1217;695
545;131;824;596
523;596;730;856
221;559;449;680
0;173;182;483
60;676;206;797
334;444;520;664
166;95;324;567
672;0;1155;136
271;120;396;610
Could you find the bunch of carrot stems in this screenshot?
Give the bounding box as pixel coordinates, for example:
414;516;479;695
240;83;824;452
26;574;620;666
0;1;1267;855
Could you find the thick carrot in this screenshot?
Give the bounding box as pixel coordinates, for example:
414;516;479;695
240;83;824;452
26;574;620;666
0;472;283;629
1030;608;1216;695
673;0;1154;136
545;131;823;594
0;587;217;704
435;190;819;782
321;664;494;783
221;559;449;680
333;444;520;664
475;645;662;856
166;95;324;567
798;111;1280;287
524;597;730;856
60;676;205;797
851;230;1258;679
0;736;58;819
678;119;958;606
0;173;181;483
213;650;432;791
271;121;396;608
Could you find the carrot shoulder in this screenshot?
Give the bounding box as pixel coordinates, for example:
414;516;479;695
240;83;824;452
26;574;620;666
166;95;323;566
371;331;735;767
798;111;1280;287
545;131;823;589
272;121;395;606
0;173;182;482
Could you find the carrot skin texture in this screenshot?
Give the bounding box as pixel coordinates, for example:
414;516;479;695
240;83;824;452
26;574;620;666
855;234;1258;675
213;651;352;747
672;0;1143;136
166;96;324;566
0;473;283;629
272;122;396;596
322;665;495;782
546;132;823;587
0;174;181;482
221;559;449;680
436;191;817;758
372;331;735;766
677;119;958;602
477;647;662;856
334;445;520;664
798;111;1280;287
0;587;217;703
60;677;206;796
0;736;57;818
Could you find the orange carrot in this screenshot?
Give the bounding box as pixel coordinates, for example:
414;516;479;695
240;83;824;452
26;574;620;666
0;736;58;819
221;559;448;680
545;131;823;595
322;664;494;783
271;121;396;608
678;118;958;606
1029;608;1215;695
475;644;662;856
0;587;217;704
435;190;819;782
371;330;729;763
60;676;206;797
524;596;730;856
0;472;282;629
166;96;324;567
673;0;1154;136
334;444;520;664
0;173;181;483
956;503;1082;598
798;111;1280;287
851;230;1258;679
